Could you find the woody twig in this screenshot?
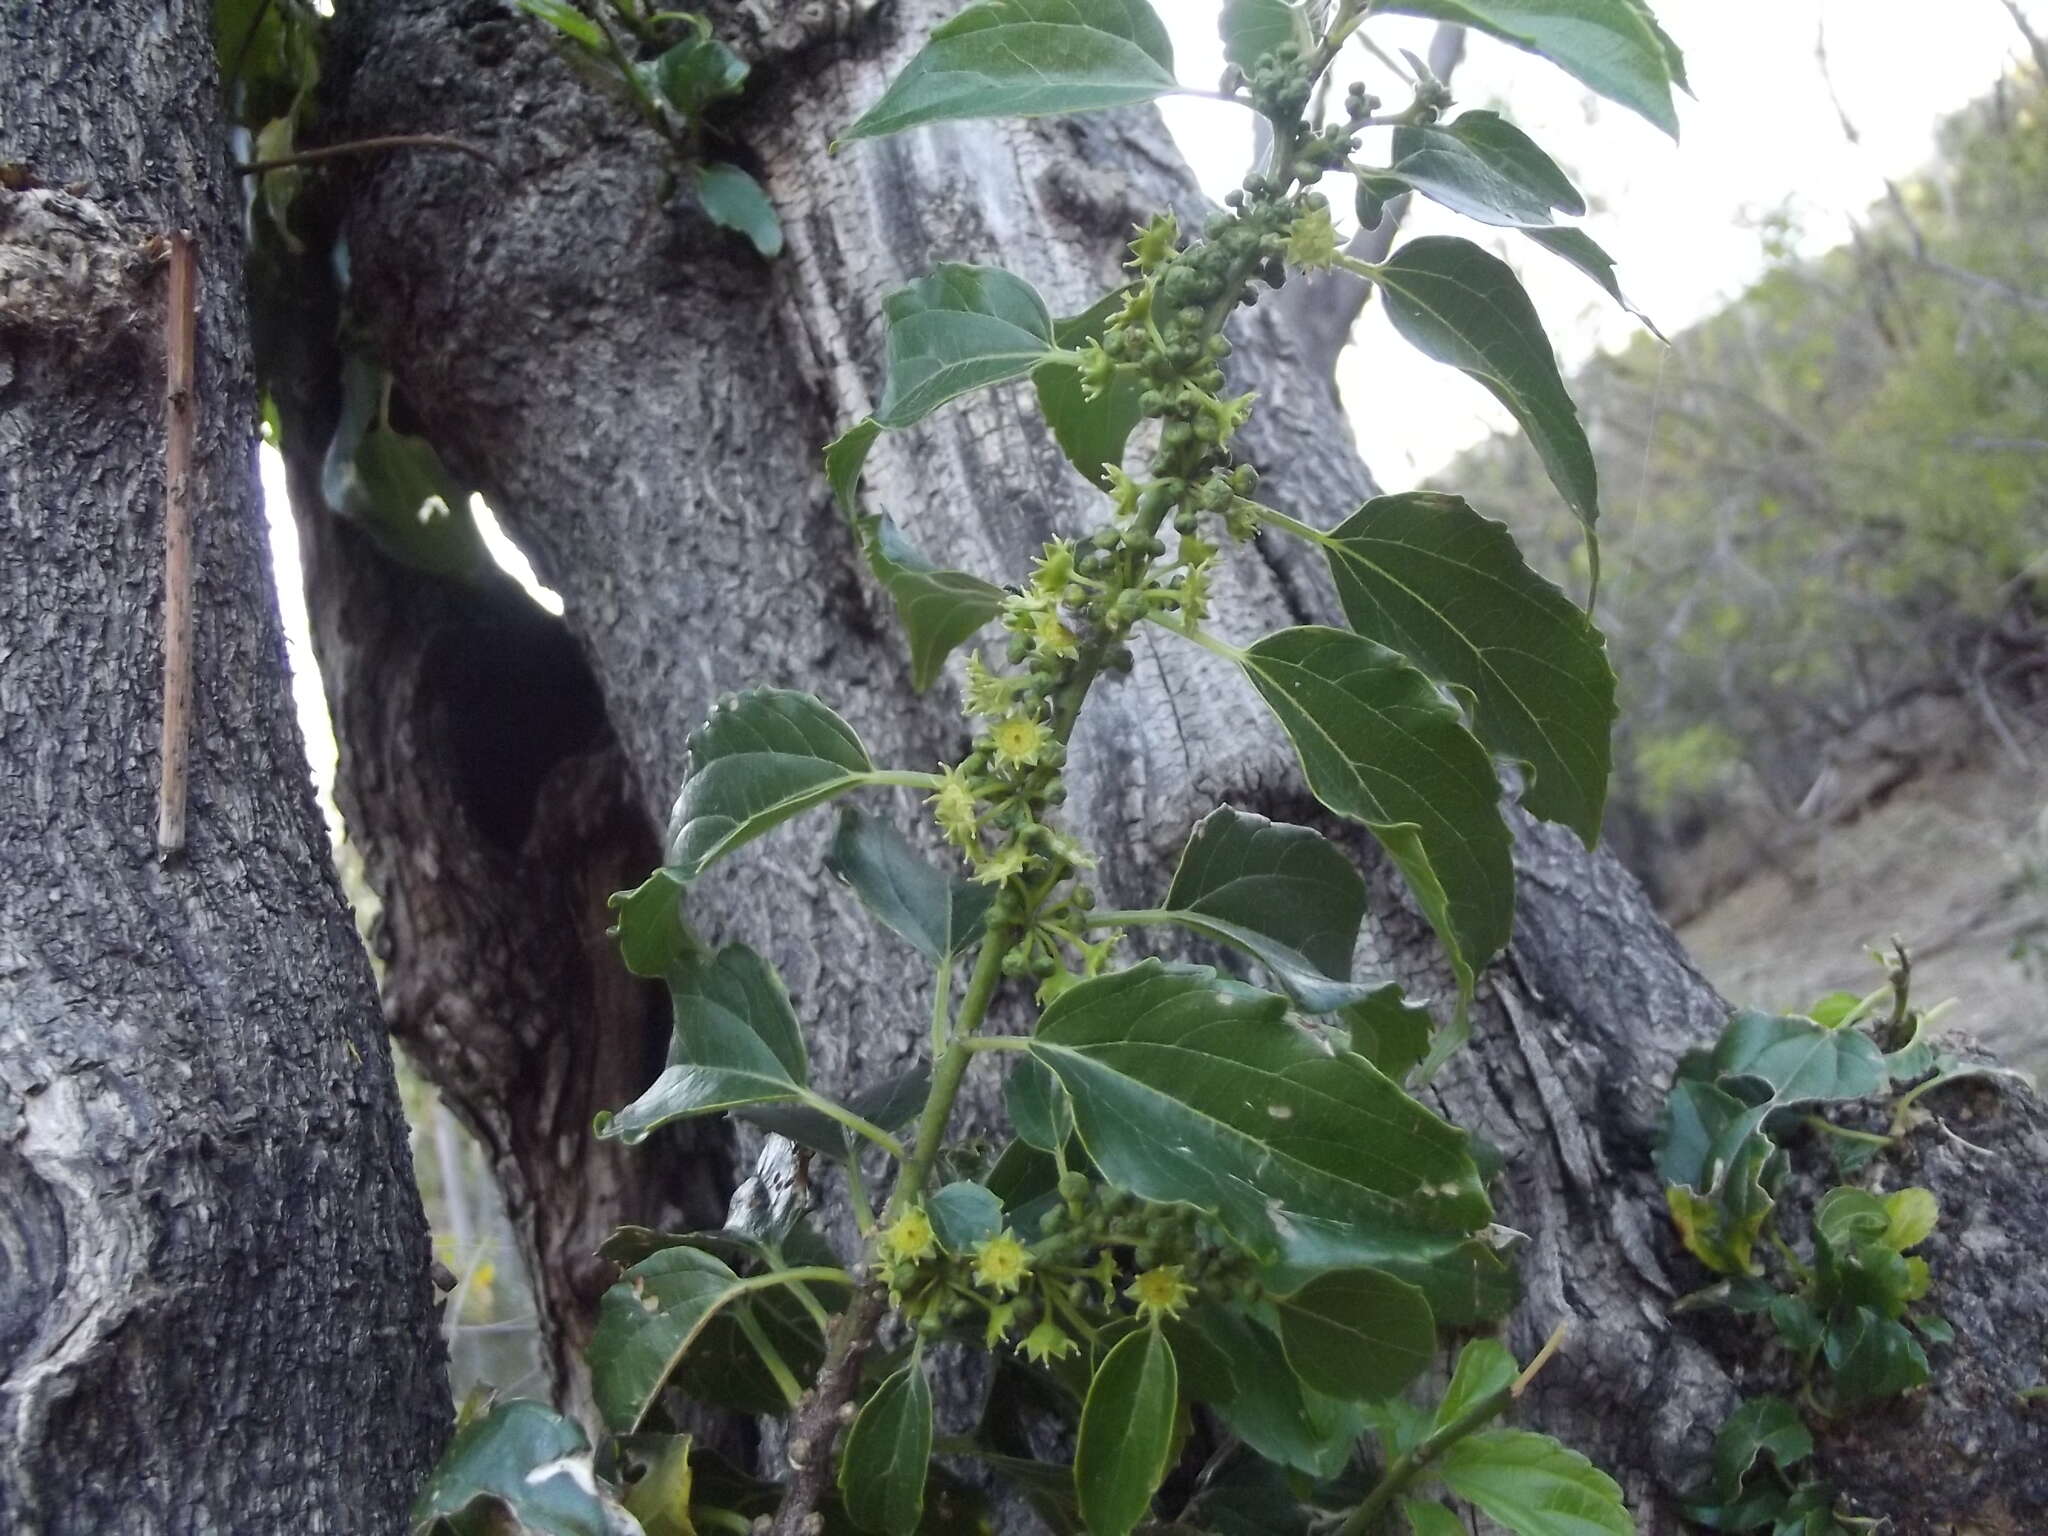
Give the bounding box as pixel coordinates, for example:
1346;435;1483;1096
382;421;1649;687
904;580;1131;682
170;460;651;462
156;229;196;859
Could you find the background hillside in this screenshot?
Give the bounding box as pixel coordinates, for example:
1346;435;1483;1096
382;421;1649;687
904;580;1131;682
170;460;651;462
1438;65;2048;1068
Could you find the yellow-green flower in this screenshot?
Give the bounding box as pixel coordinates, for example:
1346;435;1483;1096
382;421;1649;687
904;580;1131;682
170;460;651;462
972;1231;1033;1295
964;655;1016;718
983;1298;1024;1347
928;765;980;849
972;842;1031;887
1130;212;1180;271
1285;203;1340;270
1032;540;1077;596
1126;1264;1195;1322
990;712;1050;768
1033;610;1078;659
1021;1317;1078;1363
1104;464;1141;519
881;1207;938;1266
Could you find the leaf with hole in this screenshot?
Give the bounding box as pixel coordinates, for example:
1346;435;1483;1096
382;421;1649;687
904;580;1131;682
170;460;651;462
1030;962;1491;1264
1237;625;1514;1036
828;808;994;958
1373;238;1600;568
409;1399;635;1536
1272;1268;1435;1402
1317;492;1616;844
694;162;781;258
665;687;900;881
1440;1427;1635;1536
840;0;1177;144
1075;1326;1178;1536
839;1360;934;1535
855;515;1005;693
1376;0;1683;136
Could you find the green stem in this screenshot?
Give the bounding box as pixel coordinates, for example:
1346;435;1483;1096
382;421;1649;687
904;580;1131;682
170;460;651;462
797;1091;908;1162
887;925;1013;1218
867;769;947;791
734;1307;806;1409
961;1035;1031;1053
930;954;955;1057
1242;499;1335;547
843;1151;878;1237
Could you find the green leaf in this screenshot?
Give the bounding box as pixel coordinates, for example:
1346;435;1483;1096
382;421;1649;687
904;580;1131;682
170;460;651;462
874;263;1057;428
1376;0;1682;137
515;0;604;51
1030;961;1491;1264
738;1066;930;1162
1404;1502;1468;1536
1343;985;1435;1083
610;868;692;979
927;1181;1005;1253
411;1399;634;1536
1194;1308;1365;1477
855;515;1005;693
596;944;806;1143
1522;227;1666;340
827;808;993;960
1221;0;1314;79
1708;1396;1812;1503
1033;290;1145;489
588;1246;820;1433
1237;625;1514;1019
653;30;748;120
826;419;881;515
1707;1010;1888;1106
695;162;782;259
1823;1308;1929;1411
1655;1077;1776;1274
1003;1055;1075;1154
1075;1326;1179;1536
1373;238;1601;562
1882;1188;1938;1252
840;1360;934;1535
620;1432;697;1536
665;687;884;881
1320;491;1617;844
321;356;491;582
1273;1268;1435;1401
1440;1427;1635;1536
1267;1222;1519;1327
840;0;1177;145
1434;1338;1518;1431
1381;111;1585;227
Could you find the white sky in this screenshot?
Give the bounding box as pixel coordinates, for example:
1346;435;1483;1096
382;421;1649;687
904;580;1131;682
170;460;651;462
1159;0;2047;484
265;1;2044;799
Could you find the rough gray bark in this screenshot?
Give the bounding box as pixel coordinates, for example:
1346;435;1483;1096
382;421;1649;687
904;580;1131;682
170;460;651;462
0;3;450;1532
301;0;2048;1528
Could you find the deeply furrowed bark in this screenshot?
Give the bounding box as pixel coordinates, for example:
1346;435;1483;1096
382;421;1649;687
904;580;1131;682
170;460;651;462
0;3;449;1530
305;0;2048;1527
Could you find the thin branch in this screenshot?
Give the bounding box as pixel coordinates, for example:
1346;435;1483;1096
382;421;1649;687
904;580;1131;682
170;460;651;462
2001;0;2048;79
236;133;504;177
157;231;198;859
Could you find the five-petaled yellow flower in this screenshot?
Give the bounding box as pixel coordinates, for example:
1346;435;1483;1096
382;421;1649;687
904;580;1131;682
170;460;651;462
928;766;979;848
972;1231;1032;1295
991;712;1050;768
1126;1264;1195;1322
1021;1318;1078;1363
881;1207;938;1265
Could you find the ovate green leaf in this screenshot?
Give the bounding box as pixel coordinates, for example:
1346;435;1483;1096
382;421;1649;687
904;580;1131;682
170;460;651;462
1434;1337;1518;1430
1404;1502;1468;1536
1004;1055;1075;1154
1382;111;1585;227
410;1399;636;1536
1321;491;1616;844
694;162;782;259
515;0;604;51
596;943;806;1143
1343;985;1435;1083
1705;1010;1887;1105
839;1361;934;1535
1238;625;1514;1018
610;868;692;979
927;1181;1005;1254
825;419;881;515
653;30;748;120
1075;1326;1179;1536
1823;1308;1929;1411
1273;1268;1436;1401
1440;1427;1635;1536
841;0;1177;144
665;687;883;880
1029;962;1491;1263
875;263;1056;428
827;808;994;959
1374;238;1601;562
1376;0;1682;137
1522;227;1666;340
855;515;1004;693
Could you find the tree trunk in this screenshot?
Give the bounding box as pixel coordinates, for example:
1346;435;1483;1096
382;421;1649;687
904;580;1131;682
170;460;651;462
303;1;2048;1527
0;4;450;1531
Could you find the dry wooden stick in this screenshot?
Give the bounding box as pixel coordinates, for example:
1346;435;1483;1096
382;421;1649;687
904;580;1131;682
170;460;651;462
157;229;197;859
